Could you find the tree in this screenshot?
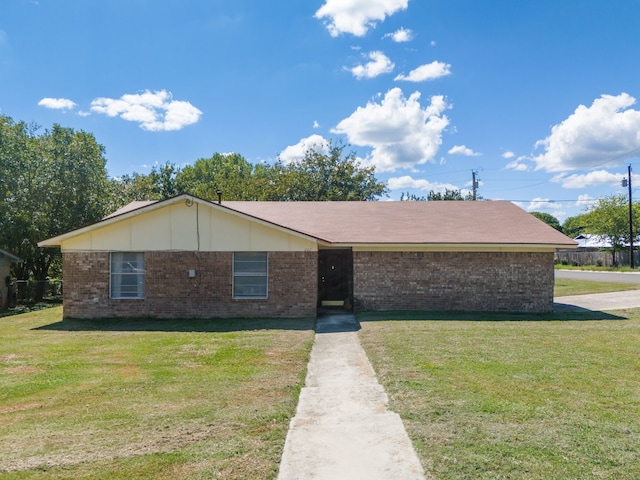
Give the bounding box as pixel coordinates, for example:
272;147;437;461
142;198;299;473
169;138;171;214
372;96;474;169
530;212;562;232
0;117;111;300
562;214;589;239
173;141;388;202
400;188;473;201
267;141;388;201
584;195;640;265
109;162;181;210
176;153;254;200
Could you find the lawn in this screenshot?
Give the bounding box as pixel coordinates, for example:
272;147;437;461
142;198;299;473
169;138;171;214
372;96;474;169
554;278;640;296
358;309;640;479
0;307;315;479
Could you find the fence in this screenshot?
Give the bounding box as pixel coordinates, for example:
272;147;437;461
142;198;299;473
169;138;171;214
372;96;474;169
15;279;63;302
555;250;640;267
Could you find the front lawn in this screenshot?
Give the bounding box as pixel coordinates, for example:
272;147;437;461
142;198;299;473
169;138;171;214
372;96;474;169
554;278;640;296
358;310;640;479
0;307;315;479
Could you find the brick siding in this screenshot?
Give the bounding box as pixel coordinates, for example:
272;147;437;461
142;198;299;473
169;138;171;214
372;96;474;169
62;251;317;319
353;251;554;313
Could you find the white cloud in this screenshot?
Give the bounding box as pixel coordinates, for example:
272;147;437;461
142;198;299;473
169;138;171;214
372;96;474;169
38;97;77;110
551;169;624;189
332;87;450;172
502;151;515;159
350;51;394;79
313;120;320;129
524;198;563;212
576;194;596;207
384;27;413;42
279;134;329;164
388;175;464;193
505;160;529;171
90;90;202;131
315;0;409;37
394;61;451;82
448;145;480;156
534;93;640;172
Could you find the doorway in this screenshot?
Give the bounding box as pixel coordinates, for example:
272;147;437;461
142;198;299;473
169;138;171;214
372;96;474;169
318;249;353;307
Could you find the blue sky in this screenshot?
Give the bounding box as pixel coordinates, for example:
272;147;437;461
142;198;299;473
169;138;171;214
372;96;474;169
2;0;640;222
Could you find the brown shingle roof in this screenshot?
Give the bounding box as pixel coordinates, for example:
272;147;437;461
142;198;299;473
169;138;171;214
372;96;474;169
223;200;576;246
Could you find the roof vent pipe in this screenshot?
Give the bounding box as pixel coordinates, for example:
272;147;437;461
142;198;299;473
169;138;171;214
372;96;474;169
216;189;222;204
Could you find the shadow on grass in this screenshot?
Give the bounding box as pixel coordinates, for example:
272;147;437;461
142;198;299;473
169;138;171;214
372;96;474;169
357;307;627;323
34;316;317;333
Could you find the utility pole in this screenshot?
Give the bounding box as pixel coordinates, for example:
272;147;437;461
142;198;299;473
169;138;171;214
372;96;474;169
622;166;634;268
472;170;479;201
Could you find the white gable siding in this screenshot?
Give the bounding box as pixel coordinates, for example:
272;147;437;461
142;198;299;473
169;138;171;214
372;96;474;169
58;201;317;252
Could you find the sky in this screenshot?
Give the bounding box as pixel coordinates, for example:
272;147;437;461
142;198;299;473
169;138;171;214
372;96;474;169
2;0;640;222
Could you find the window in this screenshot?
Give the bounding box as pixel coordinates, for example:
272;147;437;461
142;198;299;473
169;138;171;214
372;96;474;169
110;252;145;299
233;252;267;299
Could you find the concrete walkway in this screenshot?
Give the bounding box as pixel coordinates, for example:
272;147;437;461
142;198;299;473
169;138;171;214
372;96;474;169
555;289;640;311
277;312;425;480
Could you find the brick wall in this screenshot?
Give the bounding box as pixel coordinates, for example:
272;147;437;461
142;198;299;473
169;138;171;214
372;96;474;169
353;251;554;313
62;251;317;319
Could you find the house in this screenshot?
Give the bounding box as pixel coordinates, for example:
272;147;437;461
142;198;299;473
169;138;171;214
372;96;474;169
0;249;22;309
38;194;576;318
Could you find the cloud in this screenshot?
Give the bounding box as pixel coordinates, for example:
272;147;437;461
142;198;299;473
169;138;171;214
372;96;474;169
505;160;529;171
394;61;451;82
551;169;624;189
502;151;515;159
534;93;640;172
313;120;320;129
90;90;202;131
38;97;77;110
332;87;450;172
315;0;409;37
384;27;413;42
279;134;329;164
349;51;394;79
523;198;563;211
388;175;463;194
448;145;480;156
576;194;596;207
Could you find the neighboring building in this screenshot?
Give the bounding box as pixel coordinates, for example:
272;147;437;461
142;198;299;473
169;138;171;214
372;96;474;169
0;249;22;309
573;234;614;250
38;194;576;318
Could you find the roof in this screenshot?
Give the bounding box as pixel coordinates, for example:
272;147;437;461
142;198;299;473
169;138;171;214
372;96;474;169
224;200;576;247
0;249;22;266
38;194;577;248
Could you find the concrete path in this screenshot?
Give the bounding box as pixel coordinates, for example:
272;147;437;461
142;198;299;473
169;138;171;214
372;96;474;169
277;312;425;480
555;289;640;311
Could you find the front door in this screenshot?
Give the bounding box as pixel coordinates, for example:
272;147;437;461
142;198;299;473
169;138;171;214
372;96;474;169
318;249;352;306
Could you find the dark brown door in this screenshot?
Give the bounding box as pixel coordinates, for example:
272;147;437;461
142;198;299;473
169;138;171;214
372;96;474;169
318;250;351;302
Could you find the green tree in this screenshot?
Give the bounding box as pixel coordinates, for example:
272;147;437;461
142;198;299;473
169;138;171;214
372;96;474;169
562;214;589;238
173;142;388;202
584;195;640;265
108;162;181;210
399;188;473;201
0;118;110;300
530;212;562;231
176;153;253;200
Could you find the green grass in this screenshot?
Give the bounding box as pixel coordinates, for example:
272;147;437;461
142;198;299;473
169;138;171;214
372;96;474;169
555;264;636;272
554;278;640;296
358;310;640;479
0;307;315;479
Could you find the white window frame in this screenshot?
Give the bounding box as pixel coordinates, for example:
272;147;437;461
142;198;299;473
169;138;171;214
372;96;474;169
110;252;145;299
233;252;268;299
